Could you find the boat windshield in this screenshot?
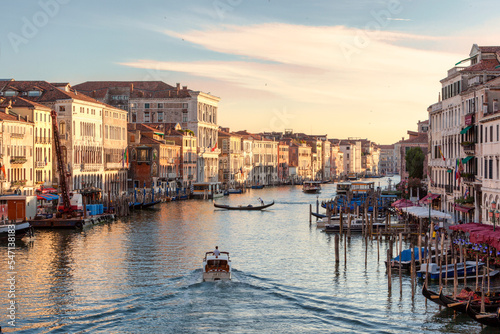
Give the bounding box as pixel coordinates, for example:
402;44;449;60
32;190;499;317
206;259;229;271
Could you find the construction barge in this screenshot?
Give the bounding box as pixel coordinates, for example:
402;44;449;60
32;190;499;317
28;213;115;229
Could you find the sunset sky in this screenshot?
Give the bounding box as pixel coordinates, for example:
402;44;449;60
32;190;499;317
2;0;500;144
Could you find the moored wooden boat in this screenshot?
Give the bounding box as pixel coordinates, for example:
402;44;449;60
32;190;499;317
421;283;446;306
439;287;500;313
214;201;274;210
466;299;500;327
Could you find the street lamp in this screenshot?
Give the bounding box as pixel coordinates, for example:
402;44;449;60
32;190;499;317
489;201;498;231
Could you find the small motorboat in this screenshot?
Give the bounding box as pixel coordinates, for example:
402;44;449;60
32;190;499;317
323;216;385;233
213;201;274;211
303;181;321;193
385;247;428;271
0;221;34;240
202;251;232;281
417;261;484;280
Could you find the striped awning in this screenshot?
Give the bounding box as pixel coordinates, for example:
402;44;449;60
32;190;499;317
37;194;58;201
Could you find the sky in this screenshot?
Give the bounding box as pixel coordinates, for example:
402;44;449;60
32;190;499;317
1;0;500;144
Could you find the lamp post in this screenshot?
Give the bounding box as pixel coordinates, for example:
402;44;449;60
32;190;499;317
489;201;499;231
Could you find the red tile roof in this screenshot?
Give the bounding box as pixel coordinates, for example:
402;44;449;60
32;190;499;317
0;96;51;110
464;59;500;71
0;80;102;104
478;46;500;53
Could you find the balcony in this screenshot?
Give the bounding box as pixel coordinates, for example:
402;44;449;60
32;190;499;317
36;161;47;168
462;173;476;184
11;133;24;139
80;163;101;172
10;156;27;164
12;180;27;186
445;185;454;194
461;141;476;155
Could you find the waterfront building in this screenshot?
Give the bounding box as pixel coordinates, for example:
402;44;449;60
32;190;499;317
360;139;380;176
234;130;278;185
339;139;362;176
428;44;500;224
217;128;243;188
102;105;128;197
160;123;198;188
127;123;181;190
322;139;332;181
0;107;34;195
0;81;115;193
0;97;52;189
329;140;344;179
74;81;221;183
278;141;289;183
378;145;397;175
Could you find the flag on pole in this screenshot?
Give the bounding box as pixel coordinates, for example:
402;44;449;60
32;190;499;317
455;158;461;185
464;188;469;199
439;146;445;161
0;164;5;178
211;142;217;152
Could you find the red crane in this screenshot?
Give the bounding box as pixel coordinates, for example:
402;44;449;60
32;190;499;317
51;110;72;214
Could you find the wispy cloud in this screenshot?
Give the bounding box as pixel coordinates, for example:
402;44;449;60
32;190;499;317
120;23;460;142
387;18;411;21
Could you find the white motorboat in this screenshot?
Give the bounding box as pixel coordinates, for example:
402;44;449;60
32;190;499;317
202;251;232;281
323;216;385;233
303;181;322;194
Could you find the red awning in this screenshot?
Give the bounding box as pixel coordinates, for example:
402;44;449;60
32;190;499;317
453;204;474;213
449;223;500;250
419;193;440;205
42;187;57;193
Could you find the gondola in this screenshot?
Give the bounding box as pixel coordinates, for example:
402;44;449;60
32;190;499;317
439;287;500;313
421;283;447;306
214;201;274;210
466;299;500;327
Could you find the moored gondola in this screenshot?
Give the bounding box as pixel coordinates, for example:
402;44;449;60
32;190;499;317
422;283;446;306
466;299;500;328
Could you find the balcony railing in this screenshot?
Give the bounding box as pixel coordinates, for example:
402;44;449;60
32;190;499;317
10;156;27;164
35;161;47;168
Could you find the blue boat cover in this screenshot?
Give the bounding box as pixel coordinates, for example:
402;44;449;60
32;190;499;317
393;247;427;262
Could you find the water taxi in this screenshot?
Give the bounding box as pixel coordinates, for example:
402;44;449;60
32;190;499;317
192;182;224;199
202;251;232;281
336;182;351;196
302;181;322;193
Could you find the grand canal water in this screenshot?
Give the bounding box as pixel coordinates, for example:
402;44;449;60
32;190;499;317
0;176;496;333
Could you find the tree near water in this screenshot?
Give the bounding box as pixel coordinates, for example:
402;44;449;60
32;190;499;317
405;147;425;179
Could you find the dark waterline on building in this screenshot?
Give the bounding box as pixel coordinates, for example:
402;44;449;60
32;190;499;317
0;177;492;333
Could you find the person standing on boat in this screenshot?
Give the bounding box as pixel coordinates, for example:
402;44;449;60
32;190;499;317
258;197;264;205
213;246;220;256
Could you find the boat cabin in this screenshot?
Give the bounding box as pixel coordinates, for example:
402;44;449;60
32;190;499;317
303;181;322;193
336;182;351;195
350;181;374;196
192;182;223;199
202;251;231;281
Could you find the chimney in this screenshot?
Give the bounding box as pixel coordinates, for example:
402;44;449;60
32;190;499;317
176;83;180;92
183;86;187;91
130;83;134;93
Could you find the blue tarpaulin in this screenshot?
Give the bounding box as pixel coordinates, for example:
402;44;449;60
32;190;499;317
393;247;427;262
